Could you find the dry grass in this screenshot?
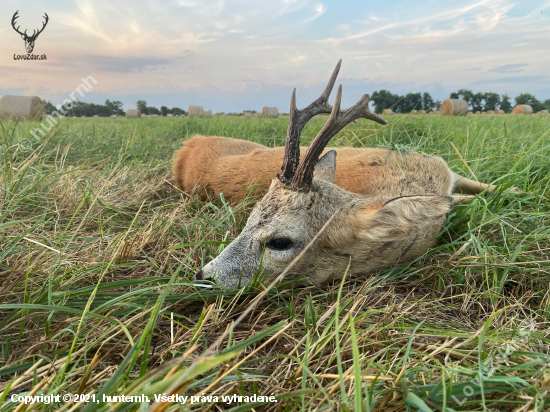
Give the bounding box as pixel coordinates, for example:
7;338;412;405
1;115;550;411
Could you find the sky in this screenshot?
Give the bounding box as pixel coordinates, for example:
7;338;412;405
0;0;549;112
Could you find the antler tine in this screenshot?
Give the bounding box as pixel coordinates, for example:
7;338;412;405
290;85;387;191
11;11;25;36
278;59;342;184
35;13;49;37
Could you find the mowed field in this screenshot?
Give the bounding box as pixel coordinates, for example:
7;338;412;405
1;114;549;411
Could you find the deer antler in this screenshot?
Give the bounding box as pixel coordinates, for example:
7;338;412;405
289;84;387;191
32;13;49;39
278;60;341;184
11;11;49;40
11;11;26;37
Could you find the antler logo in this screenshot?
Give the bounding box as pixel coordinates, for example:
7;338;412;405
11;11;49;54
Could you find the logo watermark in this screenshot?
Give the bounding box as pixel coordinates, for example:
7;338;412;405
11;10;48;57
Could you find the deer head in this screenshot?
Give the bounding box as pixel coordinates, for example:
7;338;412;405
12;11;49;54
195;61;454;288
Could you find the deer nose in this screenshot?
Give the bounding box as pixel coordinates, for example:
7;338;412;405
194;269;203;281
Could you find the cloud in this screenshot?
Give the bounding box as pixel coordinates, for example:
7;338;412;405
472;75;547;84
487;63;529;73
0;0;549;109
85;56;172;73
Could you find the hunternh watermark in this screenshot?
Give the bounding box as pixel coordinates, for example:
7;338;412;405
29;76;98;141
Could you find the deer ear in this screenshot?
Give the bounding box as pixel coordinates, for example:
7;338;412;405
322;195;453;248
360;195;453;240
313;150;336;183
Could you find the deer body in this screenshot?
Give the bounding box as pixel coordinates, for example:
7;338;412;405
184;61;500;288
174;135;486;204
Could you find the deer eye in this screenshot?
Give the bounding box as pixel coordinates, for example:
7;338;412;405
266;238;293;251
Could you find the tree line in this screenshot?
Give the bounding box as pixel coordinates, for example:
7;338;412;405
370;90;550;114
42;100;187;117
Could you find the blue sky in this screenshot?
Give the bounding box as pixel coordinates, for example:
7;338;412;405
1;0;549;112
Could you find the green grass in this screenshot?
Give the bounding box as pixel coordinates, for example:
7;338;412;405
1;114;549;411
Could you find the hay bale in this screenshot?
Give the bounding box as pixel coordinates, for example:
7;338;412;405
494;110;505;114
512;104;533;115
110;114;117;118
486;110;494;115
205;110;213;118
440;99;469;116
262;106;278;118
126;109;141;118
152;114;159;118
72;116;77;118
243;112;251;118
468;111;473;115
167;113;173;117
539;110;549;114
410;110;418;115
417;110;425;115
93;115;100;118
0;95;45;121
382;109;393;115
188;106;204;117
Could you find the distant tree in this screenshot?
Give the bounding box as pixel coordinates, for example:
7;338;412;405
160;106;168;116
515;93;544;112
450;92;459;99
171;107;186;115
136;100;148;113
422;92;435;111
397;92;422;113
370;90;401;114
500;94;512;113
470;93;485;112
42;100;56;115
105;99;124;115
544;99;550;110
484;92;501;111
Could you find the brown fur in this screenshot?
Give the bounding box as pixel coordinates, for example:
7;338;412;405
173;135;491;203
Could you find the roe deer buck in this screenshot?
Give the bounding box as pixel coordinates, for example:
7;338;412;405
179;61;505;288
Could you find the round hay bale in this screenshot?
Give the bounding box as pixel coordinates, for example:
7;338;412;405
494;110;505;114
468;111;473;115
188;106;204;117
382;109;394;115
110;114;117;118
410;110;418;115
93;115;100;118
417;110;425;115
152;114;159;118
243;112;251;118
539;109;549;114
126;109;141;118
262;106;278;118
486;110;494;115
0;95;45;121
205;110;213;118
512;104;533;115
167;113;173;118
440;99;469;116
72;116;77;118
475;111;481;114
